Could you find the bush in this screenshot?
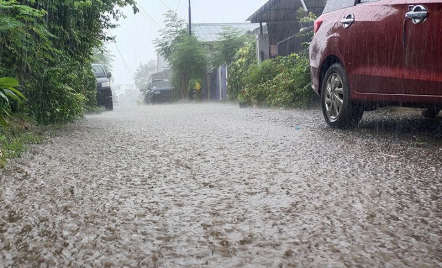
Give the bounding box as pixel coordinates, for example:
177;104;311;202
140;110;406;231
239;53;317;108
0;77;25;126
0;0;137;125
232;9;317;108
25;59;95;124
227;42;256;100
0;118;45;168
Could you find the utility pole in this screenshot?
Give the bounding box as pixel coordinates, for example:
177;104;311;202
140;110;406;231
299;0;308;14
188;0;192;35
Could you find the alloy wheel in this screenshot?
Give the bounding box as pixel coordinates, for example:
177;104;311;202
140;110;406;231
324;73;344;122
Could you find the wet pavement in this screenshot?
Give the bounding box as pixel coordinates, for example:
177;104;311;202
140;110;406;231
1;103;441;268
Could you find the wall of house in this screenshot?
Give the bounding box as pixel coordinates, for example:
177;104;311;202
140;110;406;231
248;0;327;61
206;65;227;101
269;21;301;45
268;21;302;57
156;54;170;73
257;34;270;63
277;27;313;56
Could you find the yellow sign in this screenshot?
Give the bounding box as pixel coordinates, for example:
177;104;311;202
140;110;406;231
195;82;201;91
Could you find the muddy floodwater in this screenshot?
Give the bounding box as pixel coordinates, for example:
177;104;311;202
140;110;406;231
1;103;441;268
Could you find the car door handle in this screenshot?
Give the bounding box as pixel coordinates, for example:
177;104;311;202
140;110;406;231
341;18;355;24
405;5;428;24
341;14;355;28
405;11;428;19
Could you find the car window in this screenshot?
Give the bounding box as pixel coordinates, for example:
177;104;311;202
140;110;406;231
323;0;357;13
92;65;106;78
358;0;379;3
152;80;170;89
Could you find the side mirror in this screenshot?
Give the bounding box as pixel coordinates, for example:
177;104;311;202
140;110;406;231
106;72;112;78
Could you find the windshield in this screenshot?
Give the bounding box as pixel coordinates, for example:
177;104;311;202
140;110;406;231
92;64;106;78
323;0;356;13
151;80;171;89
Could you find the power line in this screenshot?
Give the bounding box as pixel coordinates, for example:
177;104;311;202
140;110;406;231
151;0;186;22
112;40;133;78
138;1;185;29
137;5;162;29
157;0;173;11
175;0;182;12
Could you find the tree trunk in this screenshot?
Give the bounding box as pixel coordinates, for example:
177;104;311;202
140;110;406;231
181;72;189;100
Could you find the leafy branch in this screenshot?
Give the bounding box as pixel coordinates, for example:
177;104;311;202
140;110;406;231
0;77;25;126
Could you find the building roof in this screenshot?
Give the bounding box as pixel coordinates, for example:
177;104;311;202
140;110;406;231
193;23;261;43
247;0;327;23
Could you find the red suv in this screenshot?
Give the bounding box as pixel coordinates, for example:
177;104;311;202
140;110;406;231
309;0;442;128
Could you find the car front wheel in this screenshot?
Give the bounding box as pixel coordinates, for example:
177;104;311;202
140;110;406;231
321;63;363;128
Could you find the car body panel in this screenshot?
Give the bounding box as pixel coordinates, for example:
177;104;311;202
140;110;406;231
92;64;113;109
96;87;112;106
151;87;174;102
147;82;174;103
309;0;442;106
145;69;174;104
309;9;346;94
96;77;110;88
339;1;405;95
403;1;442;96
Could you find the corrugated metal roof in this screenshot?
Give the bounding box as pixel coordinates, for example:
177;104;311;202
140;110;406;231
193;23;261;43
248;0;327;23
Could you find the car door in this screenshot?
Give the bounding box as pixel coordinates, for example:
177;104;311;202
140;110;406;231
147;81;153;95
403;0;442;96
337;0;407;95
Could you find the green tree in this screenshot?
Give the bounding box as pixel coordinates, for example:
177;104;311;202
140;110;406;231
153;10;187;61
134;60;156;93
212;27;254;67
93;46;115;73
227;41;257;100
0;0;138;124
0;1;54;79
170;36;207;99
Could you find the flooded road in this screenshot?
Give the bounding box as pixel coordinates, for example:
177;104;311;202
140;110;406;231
1;103;441;268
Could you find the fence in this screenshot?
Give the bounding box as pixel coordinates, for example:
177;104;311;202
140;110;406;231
277;26;313;56
205;64;227;101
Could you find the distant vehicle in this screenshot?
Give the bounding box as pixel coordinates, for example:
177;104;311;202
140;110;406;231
309;0;442;128
92;64;113;110
144;69;174;104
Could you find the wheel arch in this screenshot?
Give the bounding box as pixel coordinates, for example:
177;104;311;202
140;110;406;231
319;55;343;96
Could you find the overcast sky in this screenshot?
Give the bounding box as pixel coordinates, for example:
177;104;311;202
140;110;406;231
107;0;269;85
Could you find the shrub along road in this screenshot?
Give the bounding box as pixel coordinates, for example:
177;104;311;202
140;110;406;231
0;103;441;267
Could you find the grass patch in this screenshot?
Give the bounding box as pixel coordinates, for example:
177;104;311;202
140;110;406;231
0;118;46;168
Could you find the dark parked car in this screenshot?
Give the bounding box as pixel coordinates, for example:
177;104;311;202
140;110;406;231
144;70;174;104
309;0;442;128
145;79;174;104
92;64;113;110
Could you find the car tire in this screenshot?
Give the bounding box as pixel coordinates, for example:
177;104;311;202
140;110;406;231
105;97;113;111
422;108;440;118
321;63;363;128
